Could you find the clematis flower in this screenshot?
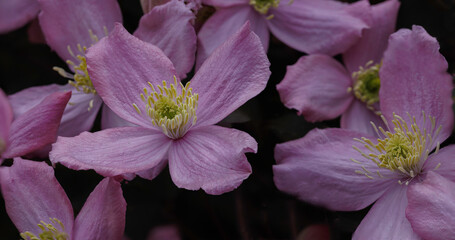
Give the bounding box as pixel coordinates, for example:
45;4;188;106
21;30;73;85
276;0;400;136
50;22;270;195
0;0;40;33
0;89;70;161
406;171;455;239
0;159;126;240
273;26;453;239
197;0;372;67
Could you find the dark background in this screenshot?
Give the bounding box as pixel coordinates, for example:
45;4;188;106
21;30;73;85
1;0;454;239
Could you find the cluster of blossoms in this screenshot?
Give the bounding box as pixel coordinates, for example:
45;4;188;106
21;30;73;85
0;0;453;239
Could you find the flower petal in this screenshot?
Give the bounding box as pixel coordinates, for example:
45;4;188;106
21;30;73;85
379;25;454;145
406;171;455;240
73;178;126;240
276;54;353;122
202;0;248;7
0;90;13;150
86;23;178;128
3;91;71;159
50;127;172;177
343;0;400;73
267;0;371;56
169;125;256;195
423;145;455;183
340;100;383;136
353;185;419;240
134;0;197;79
196;6;269;68
193;22;270;126
0;0;39;34
273;128;394;211
101;105;137;129
0;159;74;237
37;0;122;61
137;159;168;180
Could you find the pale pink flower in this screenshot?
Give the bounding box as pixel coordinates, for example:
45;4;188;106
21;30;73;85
273;26;454;239
0;0;39;33
50;22;270;195
277;0;400;136
0;159;126;240
197;0;373;67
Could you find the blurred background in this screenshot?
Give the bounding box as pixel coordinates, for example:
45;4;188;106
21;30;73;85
1;0;454;239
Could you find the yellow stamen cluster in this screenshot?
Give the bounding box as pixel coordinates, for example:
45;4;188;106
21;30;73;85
20;218;68;240
133;76;198;139
250;0;280;16
348;61;381;106
351;112;442;184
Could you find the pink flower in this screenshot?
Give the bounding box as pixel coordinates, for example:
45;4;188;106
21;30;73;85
197;0;372;67
0;0;40;33
49;22;270;195
273;25;454;239
0;159;126;240
0;89;70;161
406;171;455;239
277;0;400;136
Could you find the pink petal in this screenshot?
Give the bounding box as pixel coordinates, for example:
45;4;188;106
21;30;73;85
340;100;383;136
37;0;122;62
0;0;39;33
101;105;137;129
73;178;126;240
423;145;455;183
267;0;371;56
0;90;12;150
202;0;248;7
273;128;394;211
353;185;420;239
192;22;270;126
50;127;171;177
379;25;454;145
276;54;353;122
134;0;197;79
8;84;64;118
169;125;256;195
140;0;170;13
343;0;400;73
0;159;74;236
86;23;178;128
27;18;46;44
137;159;169;180
196;6;269;68
3;91;71;159
406;172;455;239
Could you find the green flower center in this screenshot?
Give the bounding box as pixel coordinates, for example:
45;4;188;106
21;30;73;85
133;76;198;139
249;0;280;15
20;218;68;240
350;61;381;106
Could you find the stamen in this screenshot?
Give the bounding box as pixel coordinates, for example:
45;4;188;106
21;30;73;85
249;0;280;15
20;218;68;240
351;61;381;106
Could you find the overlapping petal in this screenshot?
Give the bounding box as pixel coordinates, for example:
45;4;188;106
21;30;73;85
273;128;394;211
267;0;371;56
340;100;383;136
353;185;419;239
169;125;256;195
73;178;126;240
0;159;74;237
196;7;269;68
0;90;12;148
423;145;455;183
0;0;40;34
343;0;400;73
276;54;353;122
192;22;270;126
134;0;197;78
3;91;71;159
50;127;171;177
379;25;454;145
86;23;178;128
406;172;455;240
202;0;248;8
101;105;137;129
37;0;122;61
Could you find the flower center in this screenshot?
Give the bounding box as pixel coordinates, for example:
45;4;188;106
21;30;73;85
133;76;198;139
349;61;381;106
352;112;442;184
20;218;68;240
249;0;280;15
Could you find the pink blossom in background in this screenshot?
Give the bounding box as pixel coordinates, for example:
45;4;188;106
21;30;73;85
197;0;372;67
0;0;39;33
277;0;400;136
0;159;126;240
50;22;270;195
406;171;455;239
0;89;70;161
273;26;454;239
